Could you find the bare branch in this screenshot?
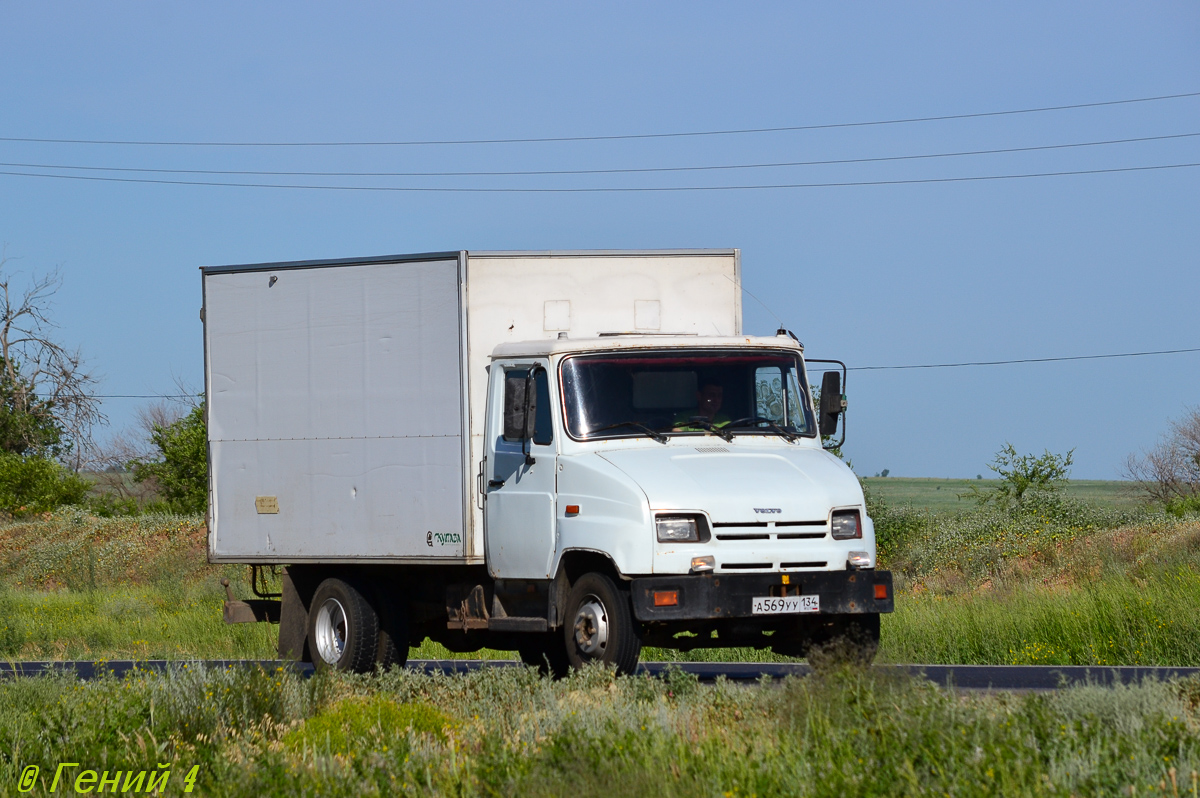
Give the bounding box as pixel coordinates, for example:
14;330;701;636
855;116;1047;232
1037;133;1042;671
0;250;106;466
1124;407;1200;505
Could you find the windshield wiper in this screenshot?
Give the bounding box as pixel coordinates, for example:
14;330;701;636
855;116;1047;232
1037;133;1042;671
723;416;800;442
585;420;670;444
681;417;734;443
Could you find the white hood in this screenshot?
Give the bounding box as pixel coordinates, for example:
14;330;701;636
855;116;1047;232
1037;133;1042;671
598;445;863;523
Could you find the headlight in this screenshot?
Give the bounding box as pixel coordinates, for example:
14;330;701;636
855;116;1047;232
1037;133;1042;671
656;516;699;542
830;510;862;540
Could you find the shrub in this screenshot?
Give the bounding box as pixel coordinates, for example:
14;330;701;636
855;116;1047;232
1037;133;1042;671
0;451;89;515
1167;494;1200;517
130;404;207;514
866;490;928;563
964;443;1073;508
282;696;454;755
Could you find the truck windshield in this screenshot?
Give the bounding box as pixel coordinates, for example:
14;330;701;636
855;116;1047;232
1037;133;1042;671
560;350;816;441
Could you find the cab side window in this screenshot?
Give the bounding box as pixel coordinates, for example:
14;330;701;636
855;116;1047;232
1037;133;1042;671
502;367;553;446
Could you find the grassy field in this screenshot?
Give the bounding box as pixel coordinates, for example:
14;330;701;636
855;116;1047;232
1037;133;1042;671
1;497;1198;667
864;476;1144;513
1;659;1198;796
1;499;1198;795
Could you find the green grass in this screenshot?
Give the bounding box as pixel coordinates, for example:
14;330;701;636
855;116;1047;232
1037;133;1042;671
1;504;1200;794
0;584;276;661
864;476;1144;513
881;566;1200;665
1;503;1198;667
1;662;1198;796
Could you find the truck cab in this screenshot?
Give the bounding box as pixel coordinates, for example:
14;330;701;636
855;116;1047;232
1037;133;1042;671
477;334;891;672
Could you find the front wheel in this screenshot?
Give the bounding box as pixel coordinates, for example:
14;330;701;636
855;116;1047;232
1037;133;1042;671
307;578;380;673
562;572;642;674
517;632;570;678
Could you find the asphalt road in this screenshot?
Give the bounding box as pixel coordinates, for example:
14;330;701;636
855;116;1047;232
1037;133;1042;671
1;659;1197;689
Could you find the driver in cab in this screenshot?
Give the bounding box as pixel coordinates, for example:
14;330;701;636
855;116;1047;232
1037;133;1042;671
673;381;731;432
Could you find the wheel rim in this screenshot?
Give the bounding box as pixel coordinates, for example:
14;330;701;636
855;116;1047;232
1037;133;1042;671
572;594;609;657
314;597;348;664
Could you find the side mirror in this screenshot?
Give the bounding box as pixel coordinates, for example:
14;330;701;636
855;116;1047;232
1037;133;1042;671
819;371;844;437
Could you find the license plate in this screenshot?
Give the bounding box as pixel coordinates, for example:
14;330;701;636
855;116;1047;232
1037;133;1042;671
751;595;819;615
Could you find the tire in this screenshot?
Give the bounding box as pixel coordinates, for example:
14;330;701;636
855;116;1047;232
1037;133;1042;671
810;614;880;667
517;632;570;678
307;578;380;673
562;572;642;674
375;605;410;670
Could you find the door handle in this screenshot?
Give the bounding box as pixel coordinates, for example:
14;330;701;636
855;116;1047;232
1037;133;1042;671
488;479;505;488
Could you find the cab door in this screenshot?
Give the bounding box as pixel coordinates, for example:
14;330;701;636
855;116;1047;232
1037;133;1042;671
483;360;558;579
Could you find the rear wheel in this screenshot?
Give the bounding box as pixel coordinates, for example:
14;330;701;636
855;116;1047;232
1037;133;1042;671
563;572;642;674
372;590;410;667
375;607;410;670
307;578;380;673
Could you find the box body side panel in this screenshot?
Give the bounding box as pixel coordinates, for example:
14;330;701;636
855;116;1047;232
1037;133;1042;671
205;258;467;561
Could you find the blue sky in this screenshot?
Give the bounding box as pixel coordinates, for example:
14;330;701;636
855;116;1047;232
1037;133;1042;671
1;2;1196;479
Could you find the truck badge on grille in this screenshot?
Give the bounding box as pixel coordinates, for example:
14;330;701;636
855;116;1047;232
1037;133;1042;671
754;508;782;514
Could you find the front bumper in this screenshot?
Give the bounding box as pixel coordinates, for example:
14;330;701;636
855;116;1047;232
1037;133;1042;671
631;570;893;622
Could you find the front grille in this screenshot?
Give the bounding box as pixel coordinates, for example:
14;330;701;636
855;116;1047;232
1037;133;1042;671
711;519;829;541
720;562;773;570
781;561;827;569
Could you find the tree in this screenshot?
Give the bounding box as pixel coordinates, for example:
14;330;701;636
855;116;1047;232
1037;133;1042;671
965;443;1074;507
0;252;102;515
130;403;208;514
1125;407;1200;513
0;252;103;467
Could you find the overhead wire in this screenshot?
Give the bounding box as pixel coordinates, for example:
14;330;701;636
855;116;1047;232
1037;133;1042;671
91;347;1200;398
0;131;1196;178
2;161;1199;192
847;347;1200;371
2;91;1198;147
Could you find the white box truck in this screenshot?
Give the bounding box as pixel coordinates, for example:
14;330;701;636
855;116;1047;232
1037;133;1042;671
204;250;893;674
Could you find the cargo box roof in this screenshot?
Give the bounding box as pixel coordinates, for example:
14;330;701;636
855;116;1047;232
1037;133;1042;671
491;335;803;359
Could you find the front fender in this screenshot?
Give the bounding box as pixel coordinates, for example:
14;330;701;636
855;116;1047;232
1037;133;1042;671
552;453;653;577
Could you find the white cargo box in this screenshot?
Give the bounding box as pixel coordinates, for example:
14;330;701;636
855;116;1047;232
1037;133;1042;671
203;250;741;564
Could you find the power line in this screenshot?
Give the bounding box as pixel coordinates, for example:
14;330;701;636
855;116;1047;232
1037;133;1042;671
847;347;1200;371
92;347;1200;398
2;132;1196;179
3;91;1198;148
2;161;1198;193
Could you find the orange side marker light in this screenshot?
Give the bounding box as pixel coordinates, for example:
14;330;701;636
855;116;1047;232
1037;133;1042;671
565;505;580;515
653;590;679;607
874;584;888;600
